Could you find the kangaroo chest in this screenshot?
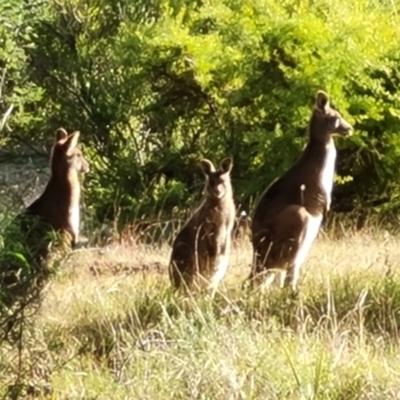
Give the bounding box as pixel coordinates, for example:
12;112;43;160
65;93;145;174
69;205;80;239
194;204;233;248
294;213;323;270
68;187;81;240
320;140;337;211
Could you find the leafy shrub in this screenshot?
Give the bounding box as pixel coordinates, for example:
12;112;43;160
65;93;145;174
3;0;400;229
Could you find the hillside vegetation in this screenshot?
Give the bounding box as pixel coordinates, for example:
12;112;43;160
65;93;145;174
2;0;400;226
3;1;400;398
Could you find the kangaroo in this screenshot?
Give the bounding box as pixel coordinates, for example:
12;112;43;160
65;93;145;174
5;128;88;265
1;128;89;307
249;91;352;290
169;158;236;293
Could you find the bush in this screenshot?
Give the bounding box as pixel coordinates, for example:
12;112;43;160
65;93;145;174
2;0;400;228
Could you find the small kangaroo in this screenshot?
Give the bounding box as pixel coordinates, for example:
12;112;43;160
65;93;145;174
17;128;89;262
249;91;352;290
169;158;236;293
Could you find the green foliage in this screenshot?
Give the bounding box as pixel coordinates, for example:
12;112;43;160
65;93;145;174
0;0;45;143
3;0;400;226
0;211;67;339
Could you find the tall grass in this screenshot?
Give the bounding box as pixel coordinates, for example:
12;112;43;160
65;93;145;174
2;230;400;399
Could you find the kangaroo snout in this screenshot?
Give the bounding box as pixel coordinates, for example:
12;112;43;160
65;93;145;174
80;158;90;174
338;118;353;136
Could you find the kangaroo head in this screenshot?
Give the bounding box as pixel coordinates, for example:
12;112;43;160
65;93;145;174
311;91;353;139
50;128;90;177
200;157;233;199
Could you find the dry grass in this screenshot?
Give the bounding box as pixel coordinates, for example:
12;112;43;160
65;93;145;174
2;228;400;399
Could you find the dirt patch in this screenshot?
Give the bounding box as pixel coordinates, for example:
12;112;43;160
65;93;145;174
65;242;171;278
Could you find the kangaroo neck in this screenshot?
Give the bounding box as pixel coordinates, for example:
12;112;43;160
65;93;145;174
204;187;232;208
204;196;224;209
44;172;81;206
301;134;335;167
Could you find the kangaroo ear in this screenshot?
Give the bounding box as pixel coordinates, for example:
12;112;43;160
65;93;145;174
64;131;80;153
315;90;330;112
55;128;69;143
220;157;233;174
200;159;215;175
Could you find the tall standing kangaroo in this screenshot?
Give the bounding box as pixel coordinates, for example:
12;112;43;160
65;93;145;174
1;128;89;306
249;91;352;290
25;128;89;256
169;158;236;293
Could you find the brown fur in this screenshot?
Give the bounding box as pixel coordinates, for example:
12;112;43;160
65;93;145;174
23;128;89;260
169;158;236;292
249;91;352;290
1;128;89;307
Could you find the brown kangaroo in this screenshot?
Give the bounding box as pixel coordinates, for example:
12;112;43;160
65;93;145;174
169;158;236;293
20;128;89;262
249;91;352;290
1;128;89;306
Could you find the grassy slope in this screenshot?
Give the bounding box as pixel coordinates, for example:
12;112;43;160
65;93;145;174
2;229;400;399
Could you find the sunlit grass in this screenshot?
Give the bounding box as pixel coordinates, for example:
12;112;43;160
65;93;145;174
2;229;400;399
